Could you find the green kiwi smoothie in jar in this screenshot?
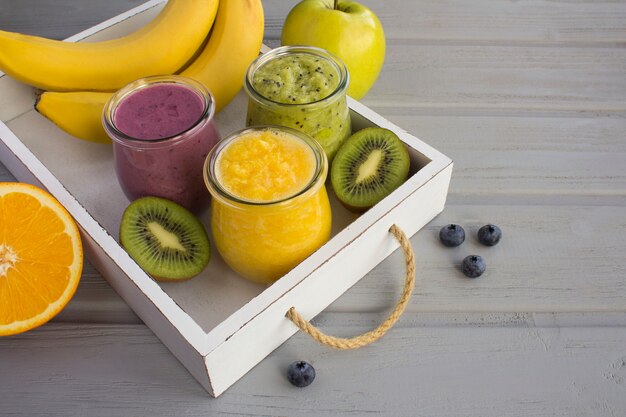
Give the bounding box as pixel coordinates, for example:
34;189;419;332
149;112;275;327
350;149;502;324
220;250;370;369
244;45;351;161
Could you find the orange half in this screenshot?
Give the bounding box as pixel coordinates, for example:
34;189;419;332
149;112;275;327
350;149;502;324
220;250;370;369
0;182;83;336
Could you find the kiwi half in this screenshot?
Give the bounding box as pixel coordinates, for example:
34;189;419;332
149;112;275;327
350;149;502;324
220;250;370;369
331;127;410;212
120;196;210;281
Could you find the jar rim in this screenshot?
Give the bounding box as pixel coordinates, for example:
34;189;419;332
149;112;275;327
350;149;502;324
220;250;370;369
102;75;215;148
243;45;349;108
204;125;328;207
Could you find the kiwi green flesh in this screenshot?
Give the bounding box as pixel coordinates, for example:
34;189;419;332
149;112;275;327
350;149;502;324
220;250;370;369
331;127;410;212
120;196;211;281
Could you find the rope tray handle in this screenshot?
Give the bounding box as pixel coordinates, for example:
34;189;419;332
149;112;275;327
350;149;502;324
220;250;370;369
285;224;416;349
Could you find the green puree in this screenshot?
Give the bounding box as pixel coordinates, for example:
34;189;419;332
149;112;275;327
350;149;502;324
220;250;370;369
248;52;351;160
252;53;339;104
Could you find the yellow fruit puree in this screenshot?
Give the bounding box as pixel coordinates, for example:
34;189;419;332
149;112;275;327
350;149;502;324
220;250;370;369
205;127;331;284
216;129;316;202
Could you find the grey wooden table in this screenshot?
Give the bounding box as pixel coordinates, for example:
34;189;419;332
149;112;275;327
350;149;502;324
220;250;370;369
2;1;626;416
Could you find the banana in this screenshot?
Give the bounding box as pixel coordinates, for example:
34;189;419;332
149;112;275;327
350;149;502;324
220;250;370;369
35;92;113;144
181;0;265;113
36;0;265;143
0;0;219;91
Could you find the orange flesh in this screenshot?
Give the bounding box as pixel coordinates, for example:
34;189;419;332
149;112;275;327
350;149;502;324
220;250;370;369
0;183;82;335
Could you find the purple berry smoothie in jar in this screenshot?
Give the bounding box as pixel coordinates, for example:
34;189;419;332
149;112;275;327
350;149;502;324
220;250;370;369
103;75;220;212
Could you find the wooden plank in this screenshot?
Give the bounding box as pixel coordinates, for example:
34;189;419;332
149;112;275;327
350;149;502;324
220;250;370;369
331;203;626;313
365;44;626;112
4;0;626;46
0;0;147;39
1;321;625;416
263;0;626;45
388;115;626;197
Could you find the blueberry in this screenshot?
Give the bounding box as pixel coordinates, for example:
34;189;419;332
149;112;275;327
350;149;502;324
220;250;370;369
287;361;315;388
477;224;502;246
439;224;465;247
462;255;486;278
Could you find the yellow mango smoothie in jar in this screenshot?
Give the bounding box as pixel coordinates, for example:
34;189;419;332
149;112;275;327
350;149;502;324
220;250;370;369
204;126;331;284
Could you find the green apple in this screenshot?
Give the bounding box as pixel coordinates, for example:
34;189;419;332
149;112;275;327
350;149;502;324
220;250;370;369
281;0;385;100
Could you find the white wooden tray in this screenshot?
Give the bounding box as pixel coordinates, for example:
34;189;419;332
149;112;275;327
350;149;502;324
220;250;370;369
0;0;453;397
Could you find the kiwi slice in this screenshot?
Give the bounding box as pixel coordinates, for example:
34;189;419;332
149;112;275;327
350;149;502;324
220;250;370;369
331;127;410;212
120;196;210;281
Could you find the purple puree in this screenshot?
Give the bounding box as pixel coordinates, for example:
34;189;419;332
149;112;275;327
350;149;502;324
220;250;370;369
114;84;204;140
112;83;220;212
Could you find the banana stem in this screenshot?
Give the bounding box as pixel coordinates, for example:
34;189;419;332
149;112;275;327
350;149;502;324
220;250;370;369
334;0;339;10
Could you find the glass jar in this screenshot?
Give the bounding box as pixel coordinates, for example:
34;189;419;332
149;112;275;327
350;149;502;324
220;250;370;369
244;45;351;162
103;75;220;212
204;126;332;284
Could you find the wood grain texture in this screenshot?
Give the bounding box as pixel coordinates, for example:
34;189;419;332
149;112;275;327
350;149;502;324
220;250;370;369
1;0;626;415
1;321;626;417
264;0;626;44
0;0;146;39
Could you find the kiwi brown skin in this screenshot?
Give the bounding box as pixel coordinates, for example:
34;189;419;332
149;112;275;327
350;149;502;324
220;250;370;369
119;196;211;282
330;127;410;212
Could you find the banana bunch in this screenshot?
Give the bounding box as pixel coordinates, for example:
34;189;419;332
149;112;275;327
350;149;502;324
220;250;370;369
0;0;219;91
0;0;265;144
